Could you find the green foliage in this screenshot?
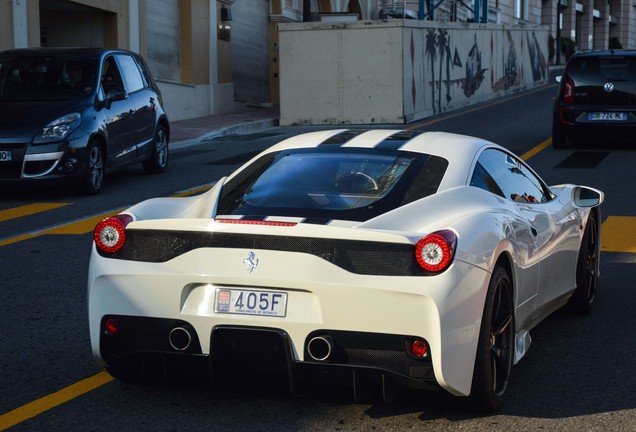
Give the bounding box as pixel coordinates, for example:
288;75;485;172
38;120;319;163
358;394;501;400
608;37;622;50
548;35;555;65
560;37;575;61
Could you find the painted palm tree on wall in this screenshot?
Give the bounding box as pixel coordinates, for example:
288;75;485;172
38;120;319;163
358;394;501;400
425;28;438;113
437;28;452;112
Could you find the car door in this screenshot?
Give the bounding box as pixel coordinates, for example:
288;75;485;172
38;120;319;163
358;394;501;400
99;56;137;167
114;54;156;158
474;149;580;315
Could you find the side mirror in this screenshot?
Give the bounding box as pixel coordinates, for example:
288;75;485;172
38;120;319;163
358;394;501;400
573;186;604;208
106;88;127;102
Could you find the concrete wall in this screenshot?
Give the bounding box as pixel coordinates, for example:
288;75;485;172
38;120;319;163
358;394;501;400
279;20;549;125
231;0;270;104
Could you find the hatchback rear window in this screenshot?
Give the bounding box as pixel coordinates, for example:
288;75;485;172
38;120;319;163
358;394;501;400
567;56;636;83
218;148;448;221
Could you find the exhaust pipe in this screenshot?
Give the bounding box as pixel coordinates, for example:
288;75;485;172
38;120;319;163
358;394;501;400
169;326;192;351
307;335;334;361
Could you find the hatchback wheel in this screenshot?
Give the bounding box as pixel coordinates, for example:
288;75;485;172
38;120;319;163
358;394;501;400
552;124;569;149
143;125;169;173
81;140;104;195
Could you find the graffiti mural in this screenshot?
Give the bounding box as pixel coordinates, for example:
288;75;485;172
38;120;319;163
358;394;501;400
528;31;547;82
278;21;549;125
410;25;548;119
464;34;487;98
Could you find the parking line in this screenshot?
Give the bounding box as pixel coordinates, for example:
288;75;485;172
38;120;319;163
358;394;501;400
520;138;552;161
0;184;214;247
0;371;114;431
0;210;122;247
406;86;551;130
601;216;636;253
0;203;71;223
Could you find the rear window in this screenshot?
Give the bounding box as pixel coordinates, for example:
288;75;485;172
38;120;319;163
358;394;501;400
218;148;448;222
567;56;636;83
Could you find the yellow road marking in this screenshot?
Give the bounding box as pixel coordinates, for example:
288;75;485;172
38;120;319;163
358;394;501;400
520;138;552;161
0;210;123;247
0;203;71;223
601;216;636;253
0;185;213;247
406;86;550;130
172;184;212;197
0;371;114;431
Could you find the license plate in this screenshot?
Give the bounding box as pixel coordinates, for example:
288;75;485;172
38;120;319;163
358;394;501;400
0;150;12;161
588;112;626;121
214;288;288;317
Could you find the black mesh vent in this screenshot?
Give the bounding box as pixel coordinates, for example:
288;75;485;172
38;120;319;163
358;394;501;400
345;348;434;379
24;160;56;175
105;230;431;276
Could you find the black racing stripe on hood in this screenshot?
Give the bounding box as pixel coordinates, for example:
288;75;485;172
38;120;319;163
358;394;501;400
318;129;371;147
374;130;422;150
301;218;332;225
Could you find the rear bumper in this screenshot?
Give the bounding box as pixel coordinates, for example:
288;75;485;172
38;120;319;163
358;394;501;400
554;107;636;140
88;245;491;396
100;319;440;400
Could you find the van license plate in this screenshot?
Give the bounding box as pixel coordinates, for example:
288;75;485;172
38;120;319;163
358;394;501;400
589;112;626;121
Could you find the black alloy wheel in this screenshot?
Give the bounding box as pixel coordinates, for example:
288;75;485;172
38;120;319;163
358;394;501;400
568;211;599;314
468;265;515;411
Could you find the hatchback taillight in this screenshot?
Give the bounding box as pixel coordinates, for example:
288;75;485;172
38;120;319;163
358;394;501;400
415;230;457;273
563;77;575;103
93;214;133;254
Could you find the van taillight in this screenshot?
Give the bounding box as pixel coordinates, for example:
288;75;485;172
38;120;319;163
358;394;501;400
563;77;575;103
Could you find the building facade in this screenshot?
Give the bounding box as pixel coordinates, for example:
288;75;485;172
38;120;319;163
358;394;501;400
1;0;635;122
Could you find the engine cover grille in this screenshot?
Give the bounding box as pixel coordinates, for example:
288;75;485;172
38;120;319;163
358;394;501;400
105;230;432;276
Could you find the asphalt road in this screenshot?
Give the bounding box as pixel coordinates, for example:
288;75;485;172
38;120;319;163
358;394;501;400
1;83;635;432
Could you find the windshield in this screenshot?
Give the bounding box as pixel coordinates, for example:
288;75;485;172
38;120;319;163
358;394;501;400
0;55;97;101
219;148;449;222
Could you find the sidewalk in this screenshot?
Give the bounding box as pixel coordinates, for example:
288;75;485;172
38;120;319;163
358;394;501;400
169;105;280;150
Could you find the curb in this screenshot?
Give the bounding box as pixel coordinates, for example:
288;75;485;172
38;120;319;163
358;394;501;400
171;118;280;152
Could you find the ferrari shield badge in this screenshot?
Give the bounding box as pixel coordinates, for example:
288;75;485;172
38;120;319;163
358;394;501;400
243;251;259;273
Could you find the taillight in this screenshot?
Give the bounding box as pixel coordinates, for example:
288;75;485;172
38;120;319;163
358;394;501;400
563;77;575;103
93;214;133;254
415;230;457;273
409;339;429;358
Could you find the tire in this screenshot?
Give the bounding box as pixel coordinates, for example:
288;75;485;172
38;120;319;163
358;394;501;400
568;211;599;314
80;140;105;195
468;265;515;411
552;124;569;149
143;124;169;173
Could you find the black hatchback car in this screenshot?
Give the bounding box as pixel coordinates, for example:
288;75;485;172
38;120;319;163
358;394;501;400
0;48;169;193
552;49;636;148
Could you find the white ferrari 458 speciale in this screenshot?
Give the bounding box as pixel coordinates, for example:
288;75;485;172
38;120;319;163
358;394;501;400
88;129;603;411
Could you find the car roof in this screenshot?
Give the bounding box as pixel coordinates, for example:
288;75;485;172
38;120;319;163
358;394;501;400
249;129;505;190
570;49;636;59
0;47;137;60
